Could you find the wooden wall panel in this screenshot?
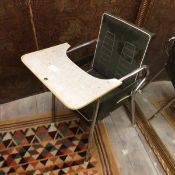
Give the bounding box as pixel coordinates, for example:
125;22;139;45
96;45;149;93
141;0;175;79
0;0;43;104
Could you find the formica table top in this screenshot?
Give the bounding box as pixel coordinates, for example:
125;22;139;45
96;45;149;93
21;43;122;110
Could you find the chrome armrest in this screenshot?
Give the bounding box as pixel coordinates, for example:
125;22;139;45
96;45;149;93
119;65;149;93
119;65;149;82
115;66;149;105
67;39;97;53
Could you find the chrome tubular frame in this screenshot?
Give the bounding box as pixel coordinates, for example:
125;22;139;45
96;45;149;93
52;93;56;123
119;65;149;82
85;98;100;161
119;65;150;124
85;66;149;160
66;39;97;54
86;66;149;161
132;66;149;123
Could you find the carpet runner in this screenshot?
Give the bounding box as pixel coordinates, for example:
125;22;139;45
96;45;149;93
0;112;119;175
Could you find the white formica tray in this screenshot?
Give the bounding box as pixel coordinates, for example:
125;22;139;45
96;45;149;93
21;43;122;110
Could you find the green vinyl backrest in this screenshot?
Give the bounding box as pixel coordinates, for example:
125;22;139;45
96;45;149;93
92;13;153;79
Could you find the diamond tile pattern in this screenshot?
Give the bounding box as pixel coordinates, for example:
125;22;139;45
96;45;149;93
0;119;98;174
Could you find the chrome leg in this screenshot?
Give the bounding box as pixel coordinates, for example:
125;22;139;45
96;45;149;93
131;93;136;125
52;93;56;123
149;96;175;121
85;99;100;161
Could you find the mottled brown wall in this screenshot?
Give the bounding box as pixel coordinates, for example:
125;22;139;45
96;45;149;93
31;0;141;58
0;0;141;104
141;0;175;79
0;0;43;104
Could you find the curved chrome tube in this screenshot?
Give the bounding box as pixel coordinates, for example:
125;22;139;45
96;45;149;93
67;39;97;53
116;65;149;102
168;36;175;42
119;65;149;82
164;36;175;56
118;65;149;124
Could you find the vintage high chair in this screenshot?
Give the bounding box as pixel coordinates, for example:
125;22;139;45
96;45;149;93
21;13;153;160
